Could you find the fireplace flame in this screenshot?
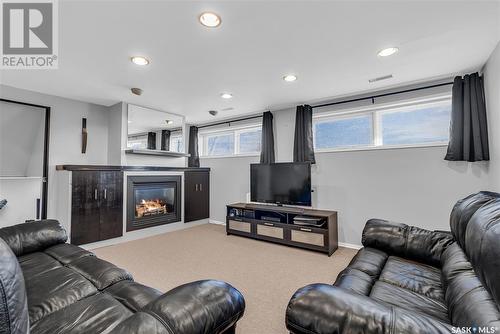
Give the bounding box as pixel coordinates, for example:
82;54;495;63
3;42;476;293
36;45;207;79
136;199;168;218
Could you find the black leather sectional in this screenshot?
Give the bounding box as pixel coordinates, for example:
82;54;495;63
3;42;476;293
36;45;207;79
286;191;500;334
0;220;245;334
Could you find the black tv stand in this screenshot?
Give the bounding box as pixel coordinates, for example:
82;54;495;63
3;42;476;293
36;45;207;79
226;203;338;256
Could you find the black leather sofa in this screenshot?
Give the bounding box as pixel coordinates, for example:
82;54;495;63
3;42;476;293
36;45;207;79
0;220;245;334
286;191;500;334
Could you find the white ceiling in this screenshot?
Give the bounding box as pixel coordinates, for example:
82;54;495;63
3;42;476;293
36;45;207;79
1;1;499;124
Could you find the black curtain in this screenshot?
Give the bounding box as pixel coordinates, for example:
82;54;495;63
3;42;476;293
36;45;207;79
260;111;275;164
161;130;171;151
445;73;489;162
147;132;156;150
188;126;200;167
293;105;315;164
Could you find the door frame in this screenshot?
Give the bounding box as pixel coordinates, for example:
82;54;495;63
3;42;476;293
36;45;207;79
0;98;51;219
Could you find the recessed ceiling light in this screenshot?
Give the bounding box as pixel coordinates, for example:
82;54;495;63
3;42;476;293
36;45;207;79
165;120;173;125
220;92;233;99
283;74;297;82
377;47;399;57
199;12;221;28
130;56;150;66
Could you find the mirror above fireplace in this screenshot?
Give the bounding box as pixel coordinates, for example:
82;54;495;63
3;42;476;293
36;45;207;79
126;104;188;157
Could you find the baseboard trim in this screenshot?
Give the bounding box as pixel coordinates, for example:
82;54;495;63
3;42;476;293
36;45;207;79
209;219;362;249
338;242;362;250
209;219;226;225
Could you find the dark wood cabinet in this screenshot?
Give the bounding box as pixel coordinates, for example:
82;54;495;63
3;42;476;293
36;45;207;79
226;203;338;256
184;170;210;222
71;171;123;245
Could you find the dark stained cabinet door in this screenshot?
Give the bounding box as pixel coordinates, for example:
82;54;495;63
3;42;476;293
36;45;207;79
71;171;123;245
184;171;210;223
98;171;123;241
71;171;101;245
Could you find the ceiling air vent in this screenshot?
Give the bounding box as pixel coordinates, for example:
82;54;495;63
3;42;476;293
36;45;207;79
368;74;393;83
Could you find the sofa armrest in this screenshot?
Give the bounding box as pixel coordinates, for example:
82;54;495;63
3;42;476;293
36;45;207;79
286;284;451;334
361;218;454;267
109;280;245;334
0;220;67;256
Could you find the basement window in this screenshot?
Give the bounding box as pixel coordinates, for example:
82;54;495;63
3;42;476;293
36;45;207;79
169;134;184;152
313;97;451;152
199;125;262;157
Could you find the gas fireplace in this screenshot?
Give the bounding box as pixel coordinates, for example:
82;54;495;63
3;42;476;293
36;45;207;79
127;175;181;231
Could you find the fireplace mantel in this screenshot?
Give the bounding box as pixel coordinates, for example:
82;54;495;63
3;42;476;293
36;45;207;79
56;165;209;172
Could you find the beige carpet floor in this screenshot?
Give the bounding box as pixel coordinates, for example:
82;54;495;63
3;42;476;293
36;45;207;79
93;224;357;334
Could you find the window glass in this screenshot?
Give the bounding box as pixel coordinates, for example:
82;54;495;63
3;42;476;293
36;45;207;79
127;135;147;149
169;135;184;152
238;129;262;154
206;133;234;156
381;102;451;145
314;114;373;149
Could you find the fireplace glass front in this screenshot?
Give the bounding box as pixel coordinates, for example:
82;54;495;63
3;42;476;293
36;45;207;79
127;175;181;231
134;185;174;219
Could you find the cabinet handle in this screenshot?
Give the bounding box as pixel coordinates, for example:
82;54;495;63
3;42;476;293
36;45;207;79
94;188;98;200
104;188;107;199
195;184;199;191
300;228;312;232
199;183;202;191
264;222;274;227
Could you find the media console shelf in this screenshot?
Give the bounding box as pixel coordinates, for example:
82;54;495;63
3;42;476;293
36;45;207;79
226;203;338;256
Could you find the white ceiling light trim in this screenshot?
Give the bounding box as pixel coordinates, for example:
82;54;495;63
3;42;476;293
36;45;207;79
377;47;399;57
130;56;150;66
199;12;221;28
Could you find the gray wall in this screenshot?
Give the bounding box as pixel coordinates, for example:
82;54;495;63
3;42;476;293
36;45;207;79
484;41;500;191
0;101;44;176
202;83;494;246
0;85;110;219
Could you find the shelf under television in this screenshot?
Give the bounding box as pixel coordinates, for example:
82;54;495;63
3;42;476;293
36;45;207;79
225;202;338;256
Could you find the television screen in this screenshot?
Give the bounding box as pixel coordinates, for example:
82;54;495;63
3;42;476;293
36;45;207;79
250;162;311;206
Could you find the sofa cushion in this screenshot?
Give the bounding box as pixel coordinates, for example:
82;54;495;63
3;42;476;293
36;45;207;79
30;293;132;334
0;238;29;334
443;242;500;328
378;256;444;301
44;243;94;264
362;219;454;267
67;255;133;290
370;281;449;323
334;247;387;295
450;191;499;250
0;220;67;256
105;281;162;312
463;198;500;307
18;252;61;278
25;266;97;323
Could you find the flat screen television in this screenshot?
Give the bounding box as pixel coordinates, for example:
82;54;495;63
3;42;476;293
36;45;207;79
250;162;311;206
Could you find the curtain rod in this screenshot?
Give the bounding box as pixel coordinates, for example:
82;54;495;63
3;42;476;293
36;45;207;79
311;81;454;109
197;114;263;129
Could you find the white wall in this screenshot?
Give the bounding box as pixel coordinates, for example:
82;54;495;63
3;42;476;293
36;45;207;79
0;84;110;220
484;41;500;191
202;83;494;245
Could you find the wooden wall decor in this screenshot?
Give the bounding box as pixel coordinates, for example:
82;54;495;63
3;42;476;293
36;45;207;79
81;118;87;153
